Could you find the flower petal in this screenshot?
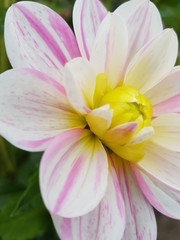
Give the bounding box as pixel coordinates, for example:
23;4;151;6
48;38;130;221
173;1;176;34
90;13;128;89
145;67;180;105
130;126;154;145
52;161;125;240
113;156;157;240
115;0;163;62
153;94;180;116
5;1;80;79
73;0;107;59
125;29;178;93
133;166;180;219
86;105;113;138
102;122;139;161
64;58;96;114
0;68;84;151
137;142;180;191
144;67;180;116
40;129;108;217
152;114;180;151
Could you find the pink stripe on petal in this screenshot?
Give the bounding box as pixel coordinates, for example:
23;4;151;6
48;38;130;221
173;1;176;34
18;137;54;150
133;167;173;217
113;159;157;240
48;9;81;59
80;0;89;59
52;159;125;240
40;129;108;218
16;4;67;65
73;0;107;59
0;68;84;152
115;0;163;63
5;2;80;79
153;94;180;116
133;166;180;219
53;156;84;214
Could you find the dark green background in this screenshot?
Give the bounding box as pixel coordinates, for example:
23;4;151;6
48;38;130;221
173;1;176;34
0;0;180;239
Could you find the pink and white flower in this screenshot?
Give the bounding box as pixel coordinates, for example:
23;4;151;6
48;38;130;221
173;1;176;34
1;0;180;239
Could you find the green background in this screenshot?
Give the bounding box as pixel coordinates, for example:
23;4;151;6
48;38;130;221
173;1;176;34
0;0;180;239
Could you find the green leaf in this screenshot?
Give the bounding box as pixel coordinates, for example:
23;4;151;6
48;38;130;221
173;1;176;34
0;168;55;240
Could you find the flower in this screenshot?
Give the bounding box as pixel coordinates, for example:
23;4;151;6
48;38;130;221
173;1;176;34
1;0;180;239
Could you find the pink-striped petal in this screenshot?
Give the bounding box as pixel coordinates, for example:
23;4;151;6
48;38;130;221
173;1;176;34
151;114;180;151
52;161;125;240
5;2;80;79
153;94;180;116
73;0;107;59
40;129;108;218
0;68;84;151
145;67;180;105
125;29;178;94
133;166;180;219
137;142;180;191
115;0;163;63
90;13;128;89
63;58;97;114
144;67;180;116
113;156;157;240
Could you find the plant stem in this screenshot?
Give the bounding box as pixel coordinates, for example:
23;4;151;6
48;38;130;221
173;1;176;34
0;137;15;174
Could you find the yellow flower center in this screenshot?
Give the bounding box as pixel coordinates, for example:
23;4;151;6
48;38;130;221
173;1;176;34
100;83;152;132
86;73;153;162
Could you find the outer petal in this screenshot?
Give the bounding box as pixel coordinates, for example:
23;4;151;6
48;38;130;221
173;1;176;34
151;114;180;151
125;29;178;94
64;58;96;114
144;67;180;115
137;142;180;191
133;166;180;219
115;0;163;62
5;2;80;79
0;68;84;151
73;0;107;59
90;13;128;89
52;162;125;240
113;156;157;240
40;129;108;217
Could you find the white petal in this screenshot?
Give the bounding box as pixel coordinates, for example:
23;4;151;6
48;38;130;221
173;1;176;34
113;156;157;240
133;166;180;219
52;162;125;240
40;129;108;217
130;126;154;145
145;67;180;105
145;67;180;116
115;0;163;62
0;68;84;151
91;13;128;89
125;29;178;94
152;113;180;151
137;142;180;191
64;58;96;114
5;2;80;80
73;0;107;59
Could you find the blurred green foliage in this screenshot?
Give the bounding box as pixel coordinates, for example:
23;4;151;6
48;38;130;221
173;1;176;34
0;0;180;239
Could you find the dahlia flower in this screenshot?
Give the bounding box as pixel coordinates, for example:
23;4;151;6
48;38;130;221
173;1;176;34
1;0;180;239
